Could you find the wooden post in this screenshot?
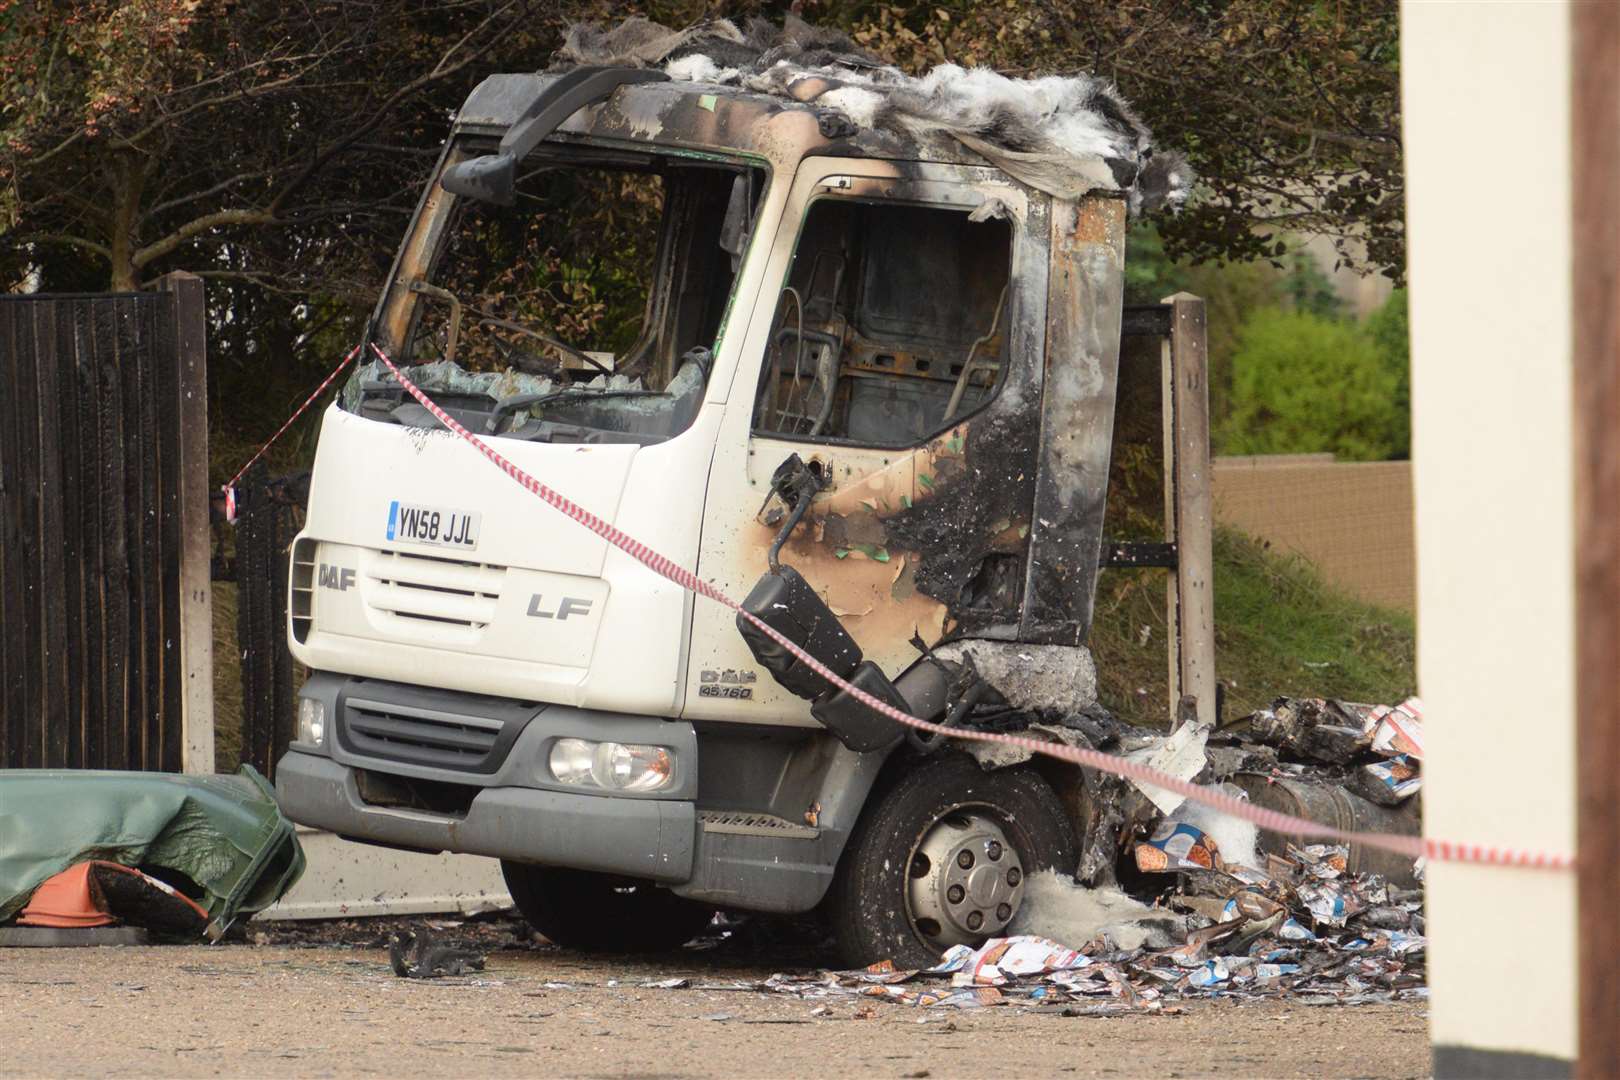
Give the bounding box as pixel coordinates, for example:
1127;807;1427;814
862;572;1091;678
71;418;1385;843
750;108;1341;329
1572;3;1619;1075
156;272;214;774
1160;293;1216;726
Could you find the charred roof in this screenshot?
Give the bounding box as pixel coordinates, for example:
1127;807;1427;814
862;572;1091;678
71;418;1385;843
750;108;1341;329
454;73;982;171
455;16;1192;214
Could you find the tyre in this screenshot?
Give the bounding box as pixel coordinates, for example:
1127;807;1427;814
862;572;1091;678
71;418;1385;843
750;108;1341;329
500;863;716;953
828;752;1077;969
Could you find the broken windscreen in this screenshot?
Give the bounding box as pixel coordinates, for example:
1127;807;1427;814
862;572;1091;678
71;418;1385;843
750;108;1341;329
350;148;762;445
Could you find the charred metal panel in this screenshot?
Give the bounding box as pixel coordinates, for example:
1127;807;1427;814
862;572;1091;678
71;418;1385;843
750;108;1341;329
725;175;1050;657
846;190;1052;640
1099;541;1177;569
374;142;463;355
878;410;1036;636
1020;196;1127;645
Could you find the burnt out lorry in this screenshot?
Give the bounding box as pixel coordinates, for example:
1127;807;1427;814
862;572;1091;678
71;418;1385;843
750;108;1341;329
274;39;1214;966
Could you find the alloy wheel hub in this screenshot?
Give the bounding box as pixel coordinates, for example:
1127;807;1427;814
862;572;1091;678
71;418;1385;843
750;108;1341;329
907;811;1025;949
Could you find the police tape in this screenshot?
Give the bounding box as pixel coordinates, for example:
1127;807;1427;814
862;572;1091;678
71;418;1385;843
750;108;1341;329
363;342;1571;873
222;344;362;523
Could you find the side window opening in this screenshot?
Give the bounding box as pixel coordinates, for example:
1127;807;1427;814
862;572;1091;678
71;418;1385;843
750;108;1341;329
753;200;1013;447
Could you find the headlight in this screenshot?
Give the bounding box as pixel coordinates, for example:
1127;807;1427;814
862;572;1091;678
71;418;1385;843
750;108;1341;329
548;738;674;792
296;698;326;746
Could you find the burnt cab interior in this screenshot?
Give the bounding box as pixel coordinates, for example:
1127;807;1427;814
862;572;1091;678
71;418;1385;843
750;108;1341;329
754;200;1013;448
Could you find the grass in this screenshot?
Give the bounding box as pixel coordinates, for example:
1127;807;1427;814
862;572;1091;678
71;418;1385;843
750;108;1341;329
1089;528;1417;729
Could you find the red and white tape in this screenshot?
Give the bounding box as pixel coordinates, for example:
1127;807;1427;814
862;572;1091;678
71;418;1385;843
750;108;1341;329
362;342;1570;873
222;344;362;523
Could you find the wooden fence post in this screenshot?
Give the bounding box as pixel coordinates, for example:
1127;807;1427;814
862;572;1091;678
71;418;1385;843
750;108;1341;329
156;272;214;774
1161;293;1217;726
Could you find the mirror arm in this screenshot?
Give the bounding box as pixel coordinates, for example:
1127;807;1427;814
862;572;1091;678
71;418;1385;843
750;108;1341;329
440;67;671;205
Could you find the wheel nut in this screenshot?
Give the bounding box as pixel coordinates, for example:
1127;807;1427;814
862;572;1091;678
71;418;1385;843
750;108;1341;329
956;850;974;869
996;903;1012;922
1007;867;1022;886
947;884;965;904
986;841;1003;861
967;910;984;931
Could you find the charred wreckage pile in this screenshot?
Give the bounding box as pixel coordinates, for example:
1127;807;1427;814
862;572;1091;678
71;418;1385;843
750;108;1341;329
681;696;1428;1010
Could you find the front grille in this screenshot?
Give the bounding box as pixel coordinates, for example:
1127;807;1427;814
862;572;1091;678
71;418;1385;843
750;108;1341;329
342;697;507;772
363;548;507;633
290;538;317;643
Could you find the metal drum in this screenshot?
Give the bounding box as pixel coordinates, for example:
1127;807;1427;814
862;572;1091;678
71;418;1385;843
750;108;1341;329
1233;773;1422;887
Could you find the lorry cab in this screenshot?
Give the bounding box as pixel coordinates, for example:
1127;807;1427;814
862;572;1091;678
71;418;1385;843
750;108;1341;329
276;65;1175;967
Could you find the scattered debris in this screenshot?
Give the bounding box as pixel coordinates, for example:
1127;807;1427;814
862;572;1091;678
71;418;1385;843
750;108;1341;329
0;766;304;942
388;926;489;979
620;696;1427;1011
1366;701;1425;760
1128;717;1212;815
1009;872;1183;951
633;838;1423;1011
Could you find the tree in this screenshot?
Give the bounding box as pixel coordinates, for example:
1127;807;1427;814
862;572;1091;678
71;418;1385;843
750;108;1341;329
5;1;1404;297
1;0;546;293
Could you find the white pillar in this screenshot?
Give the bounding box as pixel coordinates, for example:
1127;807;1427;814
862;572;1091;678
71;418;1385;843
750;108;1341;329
1403;2;1577;1070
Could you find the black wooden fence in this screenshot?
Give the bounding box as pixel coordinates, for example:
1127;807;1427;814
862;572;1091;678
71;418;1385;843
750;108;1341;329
0;275;211;770
233;465;300;781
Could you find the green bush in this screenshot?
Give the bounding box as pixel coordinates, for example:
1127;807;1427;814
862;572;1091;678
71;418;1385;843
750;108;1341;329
1090;529;1416;728
1218;305;1405;461
1364;289;1411;458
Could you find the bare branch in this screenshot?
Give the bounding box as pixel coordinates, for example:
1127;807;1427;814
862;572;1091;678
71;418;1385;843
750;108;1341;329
268;1;518;213
130;208;279;270
143;167;290;220
12;233;113;260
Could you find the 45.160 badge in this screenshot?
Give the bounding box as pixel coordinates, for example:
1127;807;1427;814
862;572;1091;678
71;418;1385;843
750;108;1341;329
699;668;757;699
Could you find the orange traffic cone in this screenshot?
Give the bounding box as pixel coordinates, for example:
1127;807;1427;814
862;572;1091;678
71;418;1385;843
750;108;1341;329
18;863;116;928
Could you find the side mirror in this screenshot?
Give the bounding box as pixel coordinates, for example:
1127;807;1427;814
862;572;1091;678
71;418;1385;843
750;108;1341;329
440;153;517;206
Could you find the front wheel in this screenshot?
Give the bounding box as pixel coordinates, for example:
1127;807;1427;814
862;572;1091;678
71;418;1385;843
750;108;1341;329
500;863;716;953
827;753;1076;969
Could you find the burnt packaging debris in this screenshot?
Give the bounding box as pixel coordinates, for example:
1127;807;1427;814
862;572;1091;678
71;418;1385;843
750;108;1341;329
670;842;1426;1010
647;696;1426;1009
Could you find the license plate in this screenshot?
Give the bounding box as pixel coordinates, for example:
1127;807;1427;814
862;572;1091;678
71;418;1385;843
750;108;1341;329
386;500;481;550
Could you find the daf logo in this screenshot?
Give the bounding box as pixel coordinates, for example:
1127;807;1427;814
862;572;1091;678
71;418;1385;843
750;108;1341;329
318;564;356;591
527;594;593;620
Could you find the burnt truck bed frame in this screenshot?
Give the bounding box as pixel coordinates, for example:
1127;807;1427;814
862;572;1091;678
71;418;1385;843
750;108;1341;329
1108;294;1216;726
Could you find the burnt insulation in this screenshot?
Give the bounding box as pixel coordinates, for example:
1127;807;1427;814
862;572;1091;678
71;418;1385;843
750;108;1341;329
555;16;1193;213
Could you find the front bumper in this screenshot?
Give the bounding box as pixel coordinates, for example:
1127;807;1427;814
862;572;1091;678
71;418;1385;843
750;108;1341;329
276;752;695;882
273;672;697;882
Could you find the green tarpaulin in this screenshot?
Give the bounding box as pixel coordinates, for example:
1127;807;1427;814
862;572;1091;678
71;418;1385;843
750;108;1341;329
0;766;304;937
